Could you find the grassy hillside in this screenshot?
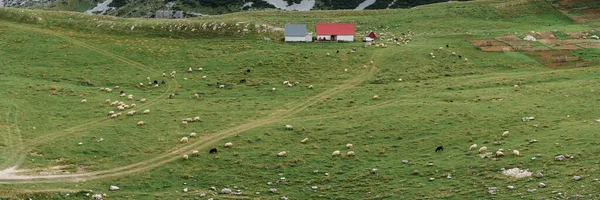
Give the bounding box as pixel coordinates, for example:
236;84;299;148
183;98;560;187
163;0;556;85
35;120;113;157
0;0;599;199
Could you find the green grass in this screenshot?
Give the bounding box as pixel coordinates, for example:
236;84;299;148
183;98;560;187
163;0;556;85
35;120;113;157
0;0;599;199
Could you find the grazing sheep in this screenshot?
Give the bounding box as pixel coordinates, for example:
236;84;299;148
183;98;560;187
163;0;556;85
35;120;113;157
182;121;188;127
171;71;176;75
224;142;233;148
285;125;293;130
346;151;355;157
194;93;200;99
137;121;145;126
190;132;197;137
81;99;87;103
188;67;193;73
105;99;111;104
105;88;112;92
117;106;125;111
346;144;353;149
130;104;136;108
283;81;289;85
219;85;225;89
162;72;166;77
100;87;105;91
202;76;207;79
277;151;287;157
479;146;488;152
183;154;189;160
469;144;478;151
435;146;444;152
198;68;203;71
372;95;379;100
123;105;129;109
143;109;150;114
185;118;193;122
110;114;118;118
180;137;189;143
496;151;504;157
512;150;520;156
108;111;115;115
171;74;176;78
139;83;144;86
287;83;293;87
452;52;456;55
116;112;122;116
114;86;120;89
464;58;469;62
193;116;200;121
120;93;126;97
192;150;199;156
301;138;308;143
332;150;341;156
168;94;175;99
502;131;509;137
140;98;147;103
147;77;150;81
127;111;135;116
209;148;217;154
272;87;276;92
308;85;313;89
154;84;159;87
128;94;133;100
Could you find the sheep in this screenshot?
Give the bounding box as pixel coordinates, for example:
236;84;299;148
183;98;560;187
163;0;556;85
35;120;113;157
154;84;159;87
372;95;379;100
114;86;120;89
117;106;125;111
452;52;456;55
139;83;144;86
182;121;188;127
120;93;126;97
194;93;200;99
81;99;87;103
502;131;509;137
198;68;203;71
185;118;193;122
469;144;478;151
170;74;176;78
496;151;504;157
137;121;145;126
300;138;308;143
127;111;135;116
308;85;313;89
183;154;189;160
188;67;193;73
116;112;122;116
189;132;197;137
285;125;293;130
171;71;176;75
105;99;111;104
108;111;115;115
287;83;293;87
162;72;166;77
344;69;348;72
512;150;520;156
128;94;133;100
105;88;112;92
277;151;287;157
332;150;341;156
143;109;150;114
272;88;276;92
192;150;199;156
123;104;129;109
100;87;105;91
224;142;233;148
140;98;147;103
146;77;150;81
110;114;118;118
346;151;355;157
283;81;289;85
180;137;189;143
219;85;225;88
479;146;488;152
193;116;200;121
202;76;207;79
130;103;136;108
464;58;469;62
346;143;353;149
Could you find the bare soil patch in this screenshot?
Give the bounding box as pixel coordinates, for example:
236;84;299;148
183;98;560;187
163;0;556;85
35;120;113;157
469;40;513;52
525;50;582;68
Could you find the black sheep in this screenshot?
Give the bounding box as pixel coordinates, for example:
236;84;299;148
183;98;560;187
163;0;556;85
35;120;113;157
209;148;217;154
161;80;166;84
435;146;444;152
153;80;158;84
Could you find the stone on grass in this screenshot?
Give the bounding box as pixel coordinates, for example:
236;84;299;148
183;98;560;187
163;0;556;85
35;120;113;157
555;155;566;161
502;168;532;178
536;172;544;178
539;183;546;188
109;186;119;191
527;188;537;192
574;176;581;181
92;194;103;200
269;188;277;193
402;160;408;164
488;187;497;194
221;188;232;194
507;186;515;190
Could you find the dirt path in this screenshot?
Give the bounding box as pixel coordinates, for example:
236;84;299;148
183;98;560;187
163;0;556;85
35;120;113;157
0;103;24;170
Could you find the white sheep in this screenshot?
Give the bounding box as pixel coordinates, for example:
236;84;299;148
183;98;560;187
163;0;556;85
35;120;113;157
283;81;289;85
332;150;341;156
189;132;197;137
285;125;293;130
185;118;193;122
105;99;111;104
139;83;144;86
123;104;129;109
301;138;308;143
346;151;355;157
130;104;136;108
81;99;87;103
110;114;118;118
198;68;203;71
479;146;488;152
100;87;105;91
512;150;520;156
277;151;287;157
192;150;199;156
182;121;188;127
140;98;147;103
170;74;176;78
183;154;189;160
188;67;193;73
219;85;225;88
108;111;115;116
117;106;125;111
146;77;150;80
105;88;112;92
272;87;276;92
502;131;509;137
346;144;353;149
171;71;176;75
120;93;126;97
496;151;504;157
116;112;122;117
202;76;207;79
154;84;159;87
180;137;189;143
224;142;233;148
193;116;200;121
162;72;166;77
372;95;379;100
143;109;150;114
127;111;135;116
194;93;200;99
137;121;145;126
114;86;120;89
464;58;469;62
308;85;313;89
469;144;477;151
128;94;133;100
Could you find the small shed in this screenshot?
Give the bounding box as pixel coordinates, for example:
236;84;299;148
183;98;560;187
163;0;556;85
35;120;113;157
285;24;312;42
364;31;376;42
316;23;355;42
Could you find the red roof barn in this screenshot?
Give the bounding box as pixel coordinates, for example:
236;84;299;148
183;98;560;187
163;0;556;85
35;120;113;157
316;23;355;42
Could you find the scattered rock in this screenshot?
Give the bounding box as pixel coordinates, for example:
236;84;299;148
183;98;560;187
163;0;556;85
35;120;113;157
210;186;216;191
428;162;434;166
109;185;119;191
183;188;188;193
269;188;277;193
200;193;206;197
222;188;232;194
447;174;452;179
522;116;535;121
429;178;435;181
539;183;546;188
555;155;566;161
402;160;408;164
91;194;103;200
311;186;318;190
488;187;497;194
529;139;538;143
280;196;288;200
528;188;537;192
502;168;532;178
574;176;581;181
536;172;544;178
507;186;515;190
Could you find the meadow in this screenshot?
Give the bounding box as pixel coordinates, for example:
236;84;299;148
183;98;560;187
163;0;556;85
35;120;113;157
0;0;599;199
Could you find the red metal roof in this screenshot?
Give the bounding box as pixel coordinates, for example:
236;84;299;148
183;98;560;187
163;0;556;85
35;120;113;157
316;23;354;35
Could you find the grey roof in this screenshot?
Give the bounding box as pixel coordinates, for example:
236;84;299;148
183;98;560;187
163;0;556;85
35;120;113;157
284;24;307;36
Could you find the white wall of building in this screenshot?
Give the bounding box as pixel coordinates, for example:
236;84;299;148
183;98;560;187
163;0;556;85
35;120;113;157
285;36;308;42
317;35;354;41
